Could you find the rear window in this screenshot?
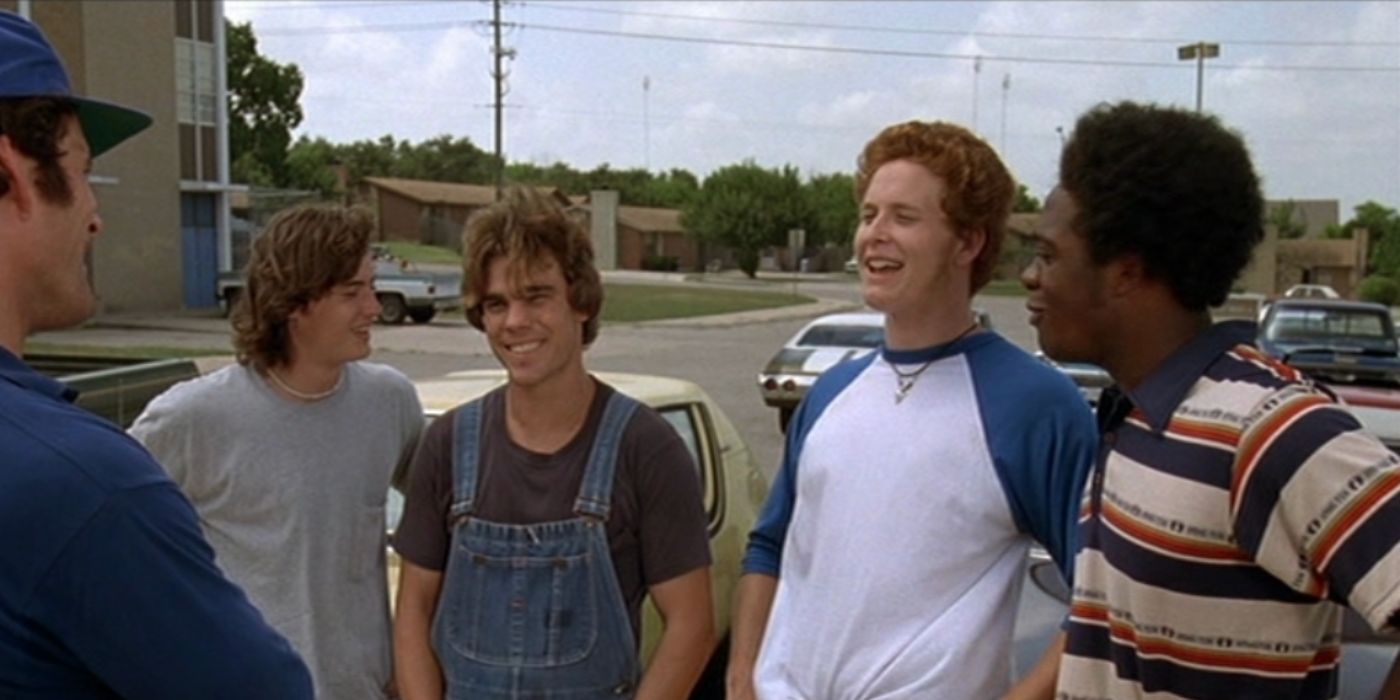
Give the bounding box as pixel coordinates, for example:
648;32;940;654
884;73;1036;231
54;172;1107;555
797;324;883;348
1266;307;1392;343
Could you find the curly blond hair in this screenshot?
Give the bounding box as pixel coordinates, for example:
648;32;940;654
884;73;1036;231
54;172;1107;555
231;204;373;369
856;121;1015;293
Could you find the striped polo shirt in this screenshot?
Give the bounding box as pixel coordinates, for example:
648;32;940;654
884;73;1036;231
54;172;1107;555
1058;321;1400;700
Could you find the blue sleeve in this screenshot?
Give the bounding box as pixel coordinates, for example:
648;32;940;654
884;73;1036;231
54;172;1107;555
973;343;1099;585
742;353;873;577
31;483;314;699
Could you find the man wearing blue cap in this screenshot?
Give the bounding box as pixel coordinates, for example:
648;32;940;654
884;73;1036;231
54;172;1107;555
0;11;313;698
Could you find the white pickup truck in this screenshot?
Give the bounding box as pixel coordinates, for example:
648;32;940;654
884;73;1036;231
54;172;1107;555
217;248;462;325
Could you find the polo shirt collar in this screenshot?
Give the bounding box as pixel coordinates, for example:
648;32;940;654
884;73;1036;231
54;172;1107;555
1118;320;1257;434
0;346;78;401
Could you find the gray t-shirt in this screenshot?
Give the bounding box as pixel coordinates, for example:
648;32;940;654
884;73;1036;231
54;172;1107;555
130;362;422;700
393;380;712;638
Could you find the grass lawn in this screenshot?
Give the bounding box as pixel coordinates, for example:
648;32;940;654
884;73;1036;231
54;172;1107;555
980;279;1028;297
380;241;462;265
602;283;812;322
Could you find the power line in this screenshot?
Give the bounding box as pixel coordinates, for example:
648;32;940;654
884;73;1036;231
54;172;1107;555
255;19;481;36
512;22;1400;74
250;18;1400;73
231;1;453;12
525;1;1400;49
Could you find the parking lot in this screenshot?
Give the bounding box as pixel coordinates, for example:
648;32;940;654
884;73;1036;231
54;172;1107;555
34;275;1038;478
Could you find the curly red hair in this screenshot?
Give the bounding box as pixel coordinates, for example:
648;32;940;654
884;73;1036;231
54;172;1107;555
856;121;1015;293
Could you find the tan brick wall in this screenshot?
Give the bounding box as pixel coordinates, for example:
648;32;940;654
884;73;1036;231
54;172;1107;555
79;1;182;311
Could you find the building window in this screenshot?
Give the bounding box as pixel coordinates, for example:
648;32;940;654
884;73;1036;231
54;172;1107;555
176;39;216;127
175;1;219;183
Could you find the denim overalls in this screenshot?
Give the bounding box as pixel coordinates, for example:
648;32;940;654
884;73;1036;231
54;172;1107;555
431;393;642;699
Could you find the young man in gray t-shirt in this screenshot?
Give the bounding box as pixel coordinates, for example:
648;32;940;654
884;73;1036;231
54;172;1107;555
392;188;713;700
131;205;422;699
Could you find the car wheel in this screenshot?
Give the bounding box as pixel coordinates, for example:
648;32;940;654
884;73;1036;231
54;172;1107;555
408;308;437;324
220;289;240;318
378;294;407;325
778;407;794;434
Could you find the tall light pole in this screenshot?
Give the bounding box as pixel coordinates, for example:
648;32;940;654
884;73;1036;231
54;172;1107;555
999;73;1010;154
971;55;983;133
642;75;651;171
1177;42;1220;113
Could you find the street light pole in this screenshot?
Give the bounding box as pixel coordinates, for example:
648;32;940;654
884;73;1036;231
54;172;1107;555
1177;41;1220;113
642;75;651;171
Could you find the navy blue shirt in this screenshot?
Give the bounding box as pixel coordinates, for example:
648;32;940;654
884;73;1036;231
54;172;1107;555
0;348;312;698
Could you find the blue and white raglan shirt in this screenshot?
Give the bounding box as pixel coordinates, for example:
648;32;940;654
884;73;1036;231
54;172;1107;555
743;331;1098;699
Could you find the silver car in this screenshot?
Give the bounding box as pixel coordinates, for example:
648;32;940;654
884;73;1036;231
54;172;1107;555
757;310;991;432
757;311;884;432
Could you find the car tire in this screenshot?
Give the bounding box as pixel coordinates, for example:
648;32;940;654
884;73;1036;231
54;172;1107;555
689;634;729;699
778;407;794;434
408;308;437;324
219;289;240;318
378;294;408;325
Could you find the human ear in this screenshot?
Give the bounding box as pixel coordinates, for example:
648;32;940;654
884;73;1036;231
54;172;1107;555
957;228;986;267
0;136;37;218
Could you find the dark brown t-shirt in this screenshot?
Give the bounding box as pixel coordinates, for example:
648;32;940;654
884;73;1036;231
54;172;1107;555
393;380;712;635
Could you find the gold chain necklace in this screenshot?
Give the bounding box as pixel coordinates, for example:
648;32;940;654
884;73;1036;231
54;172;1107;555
266;367;344;402
889;321;979;404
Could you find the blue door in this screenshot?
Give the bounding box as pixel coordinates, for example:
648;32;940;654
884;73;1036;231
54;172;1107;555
181;193;218;308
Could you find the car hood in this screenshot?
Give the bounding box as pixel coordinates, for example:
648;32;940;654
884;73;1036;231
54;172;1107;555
764;346;875;375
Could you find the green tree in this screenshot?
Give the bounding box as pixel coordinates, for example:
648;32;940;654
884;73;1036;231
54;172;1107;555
802;172;858;247
684;162;807;277
640;168;700;209
1357;275;1400;306
1013;184;1041;213
1349;201;1400;278
1268;200;1308;240
282;135;338;195
393;135;501;184
227;21;304;187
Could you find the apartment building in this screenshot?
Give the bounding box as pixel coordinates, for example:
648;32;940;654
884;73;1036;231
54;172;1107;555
2;0;233;311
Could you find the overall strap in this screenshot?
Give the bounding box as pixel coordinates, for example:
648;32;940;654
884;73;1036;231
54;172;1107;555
573;392;641;520
448;398;486;521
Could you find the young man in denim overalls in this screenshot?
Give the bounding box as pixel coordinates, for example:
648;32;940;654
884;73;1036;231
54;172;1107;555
393;187;715;699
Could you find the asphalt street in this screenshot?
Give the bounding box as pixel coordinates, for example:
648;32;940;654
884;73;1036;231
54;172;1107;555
33;273;1038;478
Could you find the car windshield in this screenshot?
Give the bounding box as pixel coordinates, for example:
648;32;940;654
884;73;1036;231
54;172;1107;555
1266;307;1394;347
797;324;883;348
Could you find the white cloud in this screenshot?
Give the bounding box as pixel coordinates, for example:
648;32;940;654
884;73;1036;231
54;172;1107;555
224;0;1400;212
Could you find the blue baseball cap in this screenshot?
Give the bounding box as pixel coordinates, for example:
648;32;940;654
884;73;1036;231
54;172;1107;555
0;10;151;157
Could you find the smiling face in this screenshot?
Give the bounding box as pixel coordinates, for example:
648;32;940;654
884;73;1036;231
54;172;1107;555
854;159;980;325
479;254;590;391
286;253;381;368
1021;187;1113;364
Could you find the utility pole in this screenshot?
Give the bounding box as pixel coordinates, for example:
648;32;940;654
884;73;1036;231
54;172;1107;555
999;73;1010;154
971;55;982;133
491;0;516;200
642;75;651;171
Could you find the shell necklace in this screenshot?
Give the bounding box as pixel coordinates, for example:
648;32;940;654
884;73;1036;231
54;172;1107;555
889;321;979;404
266;367;344;402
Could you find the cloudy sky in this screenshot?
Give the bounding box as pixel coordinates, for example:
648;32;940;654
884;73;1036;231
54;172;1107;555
227;0;1399;216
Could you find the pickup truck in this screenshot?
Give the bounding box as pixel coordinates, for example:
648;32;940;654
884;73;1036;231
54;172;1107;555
217;247;462;325
1257;298;1400;449
26;353;218;428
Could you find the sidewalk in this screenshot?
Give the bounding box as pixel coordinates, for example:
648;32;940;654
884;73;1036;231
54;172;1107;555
30;296;857;353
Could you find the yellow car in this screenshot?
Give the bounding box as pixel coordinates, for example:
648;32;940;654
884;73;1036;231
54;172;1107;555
392;370;771;696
